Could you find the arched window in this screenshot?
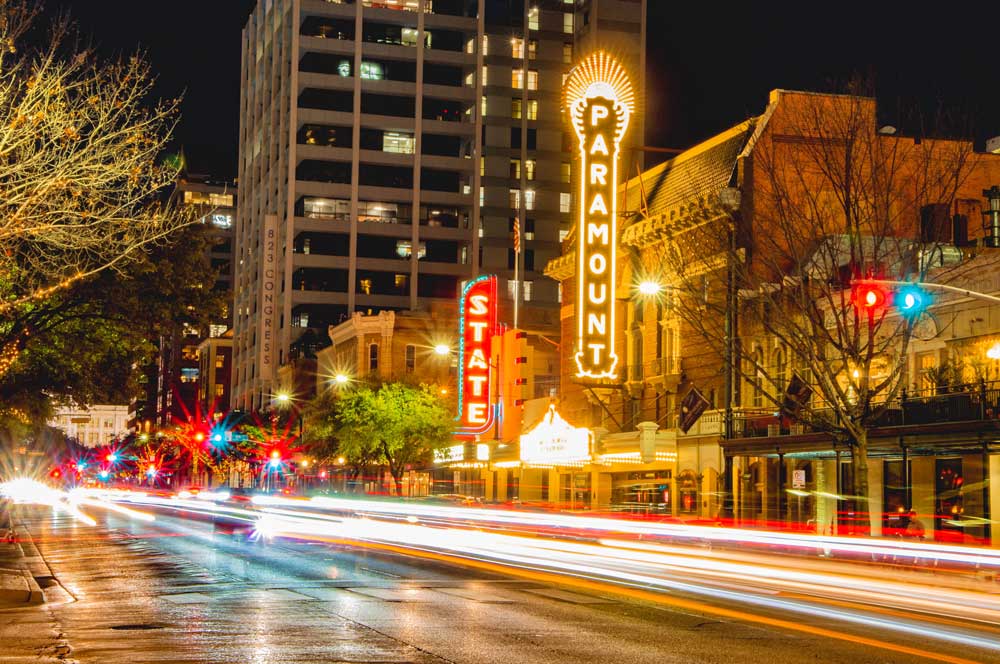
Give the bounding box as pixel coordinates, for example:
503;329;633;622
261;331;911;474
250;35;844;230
774;348;787;391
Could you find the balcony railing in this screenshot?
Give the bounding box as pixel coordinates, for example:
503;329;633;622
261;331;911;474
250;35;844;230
733;380;1000;439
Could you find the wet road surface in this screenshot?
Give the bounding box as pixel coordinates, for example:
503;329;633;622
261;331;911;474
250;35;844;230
0;505;992;663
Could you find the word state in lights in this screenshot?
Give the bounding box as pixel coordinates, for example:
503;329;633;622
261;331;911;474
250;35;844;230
566;52;634;381
455;275;501;436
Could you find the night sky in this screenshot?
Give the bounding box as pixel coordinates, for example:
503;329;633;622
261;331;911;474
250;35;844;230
57;1;1000;180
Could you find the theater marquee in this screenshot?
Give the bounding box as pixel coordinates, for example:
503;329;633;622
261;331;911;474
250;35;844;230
565;52;634;381
455;275;500;436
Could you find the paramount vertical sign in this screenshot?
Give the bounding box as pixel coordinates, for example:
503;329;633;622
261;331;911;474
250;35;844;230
566;52;634;381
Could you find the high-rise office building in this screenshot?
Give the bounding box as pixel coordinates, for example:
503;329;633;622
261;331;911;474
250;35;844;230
233;0;644;410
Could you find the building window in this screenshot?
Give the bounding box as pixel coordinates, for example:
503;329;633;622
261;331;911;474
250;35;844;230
215;383;225;397
524;159;535;181
511;37;524;59
526;70;538;90
396;240;426;259
509;159;520;179
405;344;416;373
369;343;379;372
527;99;538;120
524;218;535;240
562;42;572;64
524;189;535;210
528;7;539;30
527;40;537;60
751;347;764;408
509;188;520;209
216;355;225;369
563;12;573;33
511;68;524;89
383;132;415;154
560;162;571;183
560;192;571;213
359;278;373;295
479;187;485;207
523;280;533;301
395;273;409;291
360;61;384;80
481;95;487;116
511;98;522;119
481;65;488;85
525;249;535;271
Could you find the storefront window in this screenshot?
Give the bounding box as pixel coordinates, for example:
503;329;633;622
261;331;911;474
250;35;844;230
935;458;963;532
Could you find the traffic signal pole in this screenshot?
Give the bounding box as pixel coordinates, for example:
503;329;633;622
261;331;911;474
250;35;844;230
862;279;1000;305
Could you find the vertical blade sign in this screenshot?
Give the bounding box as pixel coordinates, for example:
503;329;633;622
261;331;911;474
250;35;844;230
566;53;633;381
456;275;498;436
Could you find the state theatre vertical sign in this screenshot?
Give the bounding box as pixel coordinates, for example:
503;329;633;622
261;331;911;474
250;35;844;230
455;275;500;437
566;52;634;381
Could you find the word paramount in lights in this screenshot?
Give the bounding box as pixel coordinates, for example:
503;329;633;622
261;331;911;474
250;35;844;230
566;52;634;381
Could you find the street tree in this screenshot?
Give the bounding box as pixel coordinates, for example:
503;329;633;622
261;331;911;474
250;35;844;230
0;223;224;437
0;2;197;377
641;84;984;530
333;380;453;496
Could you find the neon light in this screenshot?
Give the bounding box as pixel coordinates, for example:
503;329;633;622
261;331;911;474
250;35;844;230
566;52;634;381
455;275;500;436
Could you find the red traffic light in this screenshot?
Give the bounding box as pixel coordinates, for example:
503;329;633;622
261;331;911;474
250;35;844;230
49;468;62;479
852;283;888;311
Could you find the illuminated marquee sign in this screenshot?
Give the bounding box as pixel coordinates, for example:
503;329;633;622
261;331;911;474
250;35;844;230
456;275;500;436
566;52;634;380
520;405;592;465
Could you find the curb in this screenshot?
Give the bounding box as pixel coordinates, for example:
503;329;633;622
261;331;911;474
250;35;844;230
0;515;45;606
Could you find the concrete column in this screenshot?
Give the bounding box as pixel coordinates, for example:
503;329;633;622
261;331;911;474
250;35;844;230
591;470;611;510
989;455;1000;548
701;467;719;518
637;421;658;463
866;458;883;536
911;457;935;538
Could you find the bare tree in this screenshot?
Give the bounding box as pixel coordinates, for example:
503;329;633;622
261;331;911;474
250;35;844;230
0;2;197;375
640;86;983;529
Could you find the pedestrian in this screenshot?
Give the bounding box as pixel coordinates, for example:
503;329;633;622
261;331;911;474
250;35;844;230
904;509;925;540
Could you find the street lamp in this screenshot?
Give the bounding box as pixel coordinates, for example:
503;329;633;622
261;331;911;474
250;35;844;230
434;343;452;356
333;373;350;386
638;280;663;296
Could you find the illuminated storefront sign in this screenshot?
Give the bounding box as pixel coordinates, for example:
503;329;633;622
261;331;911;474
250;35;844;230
520;405;592;465
456;275;500;436
566;52;634;381
434;444;465;464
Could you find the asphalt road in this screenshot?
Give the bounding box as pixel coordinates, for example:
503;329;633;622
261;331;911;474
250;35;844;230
1;504;995;664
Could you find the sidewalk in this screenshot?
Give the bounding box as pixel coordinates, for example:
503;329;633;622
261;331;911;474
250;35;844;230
0;504;45;607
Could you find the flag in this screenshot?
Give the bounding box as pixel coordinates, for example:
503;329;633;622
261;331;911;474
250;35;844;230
678;387;710;434
781;373;813;418
512;217;521;254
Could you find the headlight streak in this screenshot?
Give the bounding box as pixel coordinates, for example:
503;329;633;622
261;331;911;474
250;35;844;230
246;510;1000;654
91;491;1000;658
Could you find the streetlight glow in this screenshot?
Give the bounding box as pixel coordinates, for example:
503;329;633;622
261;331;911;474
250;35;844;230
434;343;451;356
276;392;291;404
333;373;349;385
638;280;663;296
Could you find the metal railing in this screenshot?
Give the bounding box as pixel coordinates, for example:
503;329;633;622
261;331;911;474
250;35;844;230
733;380;1000;439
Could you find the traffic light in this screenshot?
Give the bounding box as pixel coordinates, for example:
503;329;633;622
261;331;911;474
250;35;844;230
895;284;931;317
49;468;62;480
852;282;888;311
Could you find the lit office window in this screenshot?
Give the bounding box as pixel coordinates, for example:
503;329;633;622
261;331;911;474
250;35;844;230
525;159;536;181
510;159;521;179
523;281;533;301
383;132;415;154
527;70;538;90
529;7;539;30
563;12;573;33
527;99;537;120
560;192;571;213
525;189;536;211
511;37;524;59
509;188;520;209
360;62;384;80
528;40;537;60
563;43;572;64
511;68;524;89
511;98;522;119
560;162;571;183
